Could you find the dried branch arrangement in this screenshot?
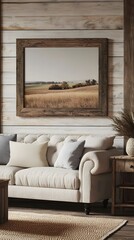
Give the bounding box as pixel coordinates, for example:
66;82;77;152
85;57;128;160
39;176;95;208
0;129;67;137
112;110;134;138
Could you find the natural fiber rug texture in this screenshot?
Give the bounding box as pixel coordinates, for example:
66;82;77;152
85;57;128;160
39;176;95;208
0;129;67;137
0;211;127;240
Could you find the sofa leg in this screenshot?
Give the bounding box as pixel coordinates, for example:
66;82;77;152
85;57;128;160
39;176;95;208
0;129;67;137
84;203;90;215
103;199;109;208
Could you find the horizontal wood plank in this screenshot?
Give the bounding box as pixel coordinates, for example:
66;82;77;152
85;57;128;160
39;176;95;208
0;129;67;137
1;116;123;140
3;16;123;30
1;73;16;85
2;43;16;57
108;57;124;78
2;0;124;3
2;85;16;98
3;111;119;121
109;43;123;57
1;112;113;126
1;125;116;135
2;2;123;17
108;85;124;100
2;58;16;73
2;30;123;44
109;77;123;85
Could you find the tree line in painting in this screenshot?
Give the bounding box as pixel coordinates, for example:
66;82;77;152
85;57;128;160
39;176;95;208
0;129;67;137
48;79;98;90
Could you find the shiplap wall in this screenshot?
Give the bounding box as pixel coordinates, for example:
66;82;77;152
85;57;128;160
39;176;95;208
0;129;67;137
1;0;124;148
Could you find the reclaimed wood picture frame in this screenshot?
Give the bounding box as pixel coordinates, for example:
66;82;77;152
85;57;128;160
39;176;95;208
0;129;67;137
16;38;108;117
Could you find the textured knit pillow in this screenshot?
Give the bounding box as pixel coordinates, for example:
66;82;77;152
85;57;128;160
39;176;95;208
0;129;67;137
0;134;17;165
54;141;85;170
8;141;48;167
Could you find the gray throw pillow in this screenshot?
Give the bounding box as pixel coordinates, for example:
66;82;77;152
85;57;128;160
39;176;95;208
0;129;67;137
0;134;17;165
54;141;85;170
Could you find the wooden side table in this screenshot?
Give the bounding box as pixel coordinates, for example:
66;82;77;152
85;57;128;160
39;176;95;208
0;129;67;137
0;179;9;224
110;155;134;215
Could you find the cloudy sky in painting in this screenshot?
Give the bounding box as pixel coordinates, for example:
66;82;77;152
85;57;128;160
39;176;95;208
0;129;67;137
25;47;98;83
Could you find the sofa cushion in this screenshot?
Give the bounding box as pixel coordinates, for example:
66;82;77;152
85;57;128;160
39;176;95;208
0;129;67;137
54;141;85;170
85;135;115;150
0;165;23;185
15;167;79;190
7;141;48;168
0;134;17;165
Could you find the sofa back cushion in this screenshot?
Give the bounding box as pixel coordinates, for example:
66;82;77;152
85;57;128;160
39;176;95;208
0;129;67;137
17;134;114;167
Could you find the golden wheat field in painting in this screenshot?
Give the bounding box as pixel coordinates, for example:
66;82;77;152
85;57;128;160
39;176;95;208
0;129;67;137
25;83;99;109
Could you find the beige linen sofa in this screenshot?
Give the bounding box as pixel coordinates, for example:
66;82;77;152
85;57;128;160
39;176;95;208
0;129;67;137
0;133;118;214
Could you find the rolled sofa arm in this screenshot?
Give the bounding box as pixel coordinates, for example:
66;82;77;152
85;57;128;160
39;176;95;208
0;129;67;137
79;147;118;176
79;148;119;203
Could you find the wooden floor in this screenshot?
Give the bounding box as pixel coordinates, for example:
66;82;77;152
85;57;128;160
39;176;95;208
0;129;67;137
8;199;134;240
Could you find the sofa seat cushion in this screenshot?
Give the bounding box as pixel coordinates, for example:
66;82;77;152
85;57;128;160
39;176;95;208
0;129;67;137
0;165;23;185
15;167;79;190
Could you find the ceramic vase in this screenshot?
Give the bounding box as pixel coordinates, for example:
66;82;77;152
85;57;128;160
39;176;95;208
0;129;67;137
126;138;134;156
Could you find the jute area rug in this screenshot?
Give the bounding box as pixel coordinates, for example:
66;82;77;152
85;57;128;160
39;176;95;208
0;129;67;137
0;211;127;240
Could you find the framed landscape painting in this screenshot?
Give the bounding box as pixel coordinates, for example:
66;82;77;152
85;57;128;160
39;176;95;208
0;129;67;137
16;38;108;117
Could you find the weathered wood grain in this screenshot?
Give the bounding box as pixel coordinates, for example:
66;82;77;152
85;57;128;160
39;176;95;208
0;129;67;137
108;85;124;100
2;102;124;124
3;16;123;30
2;2;123;17
2;30;123;44
2;0;124;3
2;43;16;57
2;85;16;98
1;73;16;85
124;0;134;112
1;111;113;126
2;58;16;73
108;57;124;78
109;43;123;57
109;77;123;85
1;125;116;135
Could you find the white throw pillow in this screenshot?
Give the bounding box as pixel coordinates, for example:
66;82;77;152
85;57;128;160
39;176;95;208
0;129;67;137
85;135;115;150
54;141;85;170
8;141;48;167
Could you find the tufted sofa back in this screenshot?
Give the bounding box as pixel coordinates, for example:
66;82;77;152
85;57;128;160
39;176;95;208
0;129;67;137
17;134;87;166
